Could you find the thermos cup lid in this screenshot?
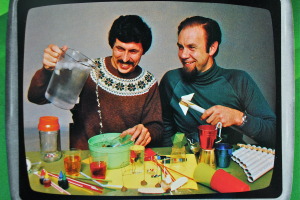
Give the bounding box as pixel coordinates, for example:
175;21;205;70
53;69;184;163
38;116;60;131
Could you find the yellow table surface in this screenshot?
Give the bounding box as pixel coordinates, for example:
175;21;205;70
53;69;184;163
26;148;272;197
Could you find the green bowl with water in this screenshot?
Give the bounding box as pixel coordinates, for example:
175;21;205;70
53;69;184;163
88;133;134;169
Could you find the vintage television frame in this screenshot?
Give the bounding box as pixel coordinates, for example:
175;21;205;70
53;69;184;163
6;0;294;199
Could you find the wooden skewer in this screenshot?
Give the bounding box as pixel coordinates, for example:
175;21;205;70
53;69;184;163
237;144;275;155
152;159;175;181
153;160;195;181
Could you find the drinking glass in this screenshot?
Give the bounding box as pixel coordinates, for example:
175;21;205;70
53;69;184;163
64;149;81;176
89;154;108;179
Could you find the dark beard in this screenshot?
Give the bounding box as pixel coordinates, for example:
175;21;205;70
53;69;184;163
182;66;198;82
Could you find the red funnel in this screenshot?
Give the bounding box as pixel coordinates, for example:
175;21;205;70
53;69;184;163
210;169;250;193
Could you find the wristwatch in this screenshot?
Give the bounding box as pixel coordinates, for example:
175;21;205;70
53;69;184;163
240;113;247;126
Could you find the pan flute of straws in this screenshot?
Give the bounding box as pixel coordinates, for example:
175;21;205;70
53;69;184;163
231;144;275;183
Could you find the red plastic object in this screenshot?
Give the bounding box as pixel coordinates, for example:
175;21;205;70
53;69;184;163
198;125;217;149
144;148;156;161
210;169;250;193
38;116;60;131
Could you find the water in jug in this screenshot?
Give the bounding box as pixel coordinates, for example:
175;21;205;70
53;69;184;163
45;48;96;110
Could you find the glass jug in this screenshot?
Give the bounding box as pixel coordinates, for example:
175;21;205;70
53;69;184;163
45;48;96;110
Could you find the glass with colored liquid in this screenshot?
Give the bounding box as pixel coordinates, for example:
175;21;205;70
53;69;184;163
130;145;145;174
64;149;81;176
170;145;187;164
89;154;108;179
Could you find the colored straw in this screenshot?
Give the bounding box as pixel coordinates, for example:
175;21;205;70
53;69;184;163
66;175;111;182
152;159;176;182
51;181;71;195
48;172;103;194
33;172;71;195
153;159;194;181
80;172;121;189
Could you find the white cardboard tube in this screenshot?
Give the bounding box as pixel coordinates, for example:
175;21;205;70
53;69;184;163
236;148;255;163
247;154;274;175
240;150;266;169
247;162;274;182
240;147;264;165
244;152;269;172
231;147;247;161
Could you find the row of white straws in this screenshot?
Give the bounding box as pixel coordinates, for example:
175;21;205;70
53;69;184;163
231;144;275;183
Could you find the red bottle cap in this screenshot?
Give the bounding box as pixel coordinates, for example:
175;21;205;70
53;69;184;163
38;116;60;131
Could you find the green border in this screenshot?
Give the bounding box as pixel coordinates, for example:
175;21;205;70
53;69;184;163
0;0;299;199
292;0;300;199
0;0;10;199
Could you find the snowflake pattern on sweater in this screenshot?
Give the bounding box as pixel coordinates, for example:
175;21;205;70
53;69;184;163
91;57;157;96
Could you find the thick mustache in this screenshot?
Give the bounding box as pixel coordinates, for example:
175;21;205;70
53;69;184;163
181;58;194;63
118;60;134;65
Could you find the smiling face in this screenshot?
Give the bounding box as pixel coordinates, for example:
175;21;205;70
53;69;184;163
111;39;144;74
177;25;217;75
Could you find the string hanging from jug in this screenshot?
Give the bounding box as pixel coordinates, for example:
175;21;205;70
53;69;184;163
95;66;104;135
60;48;103;134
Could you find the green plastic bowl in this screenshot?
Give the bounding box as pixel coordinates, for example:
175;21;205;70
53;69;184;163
88;133;134;169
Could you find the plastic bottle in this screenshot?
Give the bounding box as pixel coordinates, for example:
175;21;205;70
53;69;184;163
39;169;46;184
58;171;69;189
38;116;62;162
43;172;51;187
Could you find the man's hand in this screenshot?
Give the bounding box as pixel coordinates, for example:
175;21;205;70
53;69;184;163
120;124;151;146
43;44;68;70
201;105;244;127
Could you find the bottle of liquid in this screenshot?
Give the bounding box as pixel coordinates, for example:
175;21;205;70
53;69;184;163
39;169;46;184
58;171;69;189
38;116;62;162
43;172;51;187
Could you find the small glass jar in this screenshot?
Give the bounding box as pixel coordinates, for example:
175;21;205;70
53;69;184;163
38;116;62;162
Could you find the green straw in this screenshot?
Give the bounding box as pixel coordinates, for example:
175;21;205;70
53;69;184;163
66;175;111;182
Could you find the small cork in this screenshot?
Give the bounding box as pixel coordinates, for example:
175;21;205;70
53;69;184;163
141;180;148;186
121;186;128;192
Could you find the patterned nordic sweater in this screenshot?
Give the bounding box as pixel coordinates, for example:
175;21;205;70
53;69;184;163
28;56;163;149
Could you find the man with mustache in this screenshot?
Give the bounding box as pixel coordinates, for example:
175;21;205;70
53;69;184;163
159;16;276;148
28;15;163;149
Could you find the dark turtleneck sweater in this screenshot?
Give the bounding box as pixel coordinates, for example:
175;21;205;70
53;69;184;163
159;63;276;148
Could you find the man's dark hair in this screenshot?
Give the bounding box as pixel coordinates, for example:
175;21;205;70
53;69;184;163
178;16;222;57
109;15;152;54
